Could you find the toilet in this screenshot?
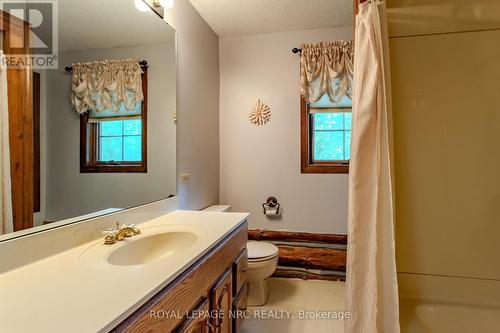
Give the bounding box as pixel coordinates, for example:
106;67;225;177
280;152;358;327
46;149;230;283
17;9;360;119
246;241;279;306
202;205;279;306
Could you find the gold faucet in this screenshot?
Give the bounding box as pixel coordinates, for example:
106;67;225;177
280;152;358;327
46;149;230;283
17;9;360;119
103;223;141;245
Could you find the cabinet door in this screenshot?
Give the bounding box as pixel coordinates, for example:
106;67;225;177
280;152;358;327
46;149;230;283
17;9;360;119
232;284;248;333
210;268;233;333
232;250;247;297
176;299;210;333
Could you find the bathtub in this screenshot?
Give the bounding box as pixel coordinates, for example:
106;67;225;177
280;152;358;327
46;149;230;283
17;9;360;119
398;273;500;333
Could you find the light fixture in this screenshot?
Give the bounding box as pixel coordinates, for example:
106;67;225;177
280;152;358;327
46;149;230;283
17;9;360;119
158;0;174;9
134;0;149;12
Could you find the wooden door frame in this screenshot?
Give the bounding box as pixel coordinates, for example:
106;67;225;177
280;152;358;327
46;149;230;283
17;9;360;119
1;10;34;231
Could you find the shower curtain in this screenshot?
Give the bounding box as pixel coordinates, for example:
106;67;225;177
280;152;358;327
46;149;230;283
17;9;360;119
0;51;13;235
345;1;400;333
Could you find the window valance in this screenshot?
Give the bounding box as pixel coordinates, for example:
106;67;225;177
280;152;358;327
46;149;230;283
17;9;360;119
300;41;354;104
71;59;144;120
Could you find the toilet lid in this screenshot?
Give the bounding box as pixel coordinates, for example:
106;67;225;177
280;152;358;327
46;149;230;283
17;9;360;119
247;241;279;260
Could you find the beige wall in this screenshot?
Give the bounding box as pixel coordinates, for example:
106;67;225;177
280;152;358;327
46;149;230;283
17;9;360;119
219;27;352;234
163;0;220;210
391;29;500;280
45;43;176;220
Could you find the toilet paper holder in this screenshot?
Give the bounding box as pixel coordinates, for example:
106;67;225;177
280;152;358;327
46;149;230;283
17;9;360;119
262;196;280;215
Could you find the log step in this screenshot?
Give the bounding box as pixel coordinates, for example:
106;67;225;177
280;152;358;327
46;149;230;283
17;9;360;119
248;229;348;281
249;229;347;245
277;245;346;271
273;268;345;281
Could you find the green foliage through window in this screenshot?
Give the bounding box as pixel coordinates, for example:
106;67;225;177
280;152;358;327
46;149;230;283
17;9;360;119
98;119;142;162
313;112;351;161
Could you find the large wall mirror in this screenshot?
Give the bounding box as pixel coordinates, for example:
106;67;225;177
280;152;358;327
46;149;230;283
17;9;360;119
0;0;176;240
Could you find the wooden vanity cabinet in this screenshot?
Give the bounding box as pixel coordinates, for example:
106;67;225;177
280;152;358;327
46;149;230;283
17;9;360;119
112;222;248;333
176;299;210;333
232;284;248;332
232;250;247;296
210;268;233;333
231;249;248;332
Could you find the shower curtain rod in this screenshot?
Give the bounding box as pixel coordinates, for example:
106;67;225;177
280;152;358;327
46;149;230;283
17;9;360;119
292;48;302;54
64;60;148;72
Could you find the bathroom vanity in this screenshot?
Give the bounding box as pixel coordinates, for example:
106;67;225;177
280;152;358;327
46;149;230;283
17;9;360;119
113;217;248;333
0;208;249;333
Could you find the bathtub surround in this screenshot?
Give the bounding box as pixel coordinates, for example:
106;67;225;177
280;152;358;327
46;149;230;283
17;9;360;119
391;16;500;284
346;1;400;333
220;26;352;235
248;229;347;281
0;51;13;235
398;273;500;332
388;1;500;330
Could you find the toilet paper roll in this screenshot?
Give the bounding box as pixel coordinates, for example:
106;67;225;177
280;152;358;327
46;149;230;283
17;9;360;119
265;208;280;216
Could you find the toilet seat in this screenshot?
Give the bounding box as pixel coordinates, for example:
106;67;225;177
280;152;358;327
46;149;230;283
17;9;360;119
247;241;279;262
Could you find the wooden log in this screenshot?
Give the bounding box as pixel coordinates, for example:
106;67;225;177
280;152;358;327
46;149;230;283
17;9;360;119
277;246;346;271
273;269;345;282
248;229;347;245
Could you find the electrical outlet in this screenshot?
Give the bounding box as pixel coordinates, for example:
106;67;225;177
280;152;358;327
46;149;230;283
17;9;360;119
181;174;190;184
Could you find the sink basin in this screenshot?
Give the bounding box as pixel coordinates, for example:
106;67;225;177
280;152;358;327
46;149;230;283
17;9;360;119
107;231;198;266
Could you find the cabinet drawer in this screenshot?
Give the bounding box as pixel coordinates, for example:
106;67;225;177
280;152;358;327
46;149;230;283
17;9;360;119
232;249;247;296
176;298;210;333
232;284;248;333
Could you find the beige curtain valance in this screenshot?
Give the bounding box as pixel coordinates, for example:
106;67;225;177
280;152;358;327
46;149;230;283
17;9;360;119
300;41;354;103
71;59;144;118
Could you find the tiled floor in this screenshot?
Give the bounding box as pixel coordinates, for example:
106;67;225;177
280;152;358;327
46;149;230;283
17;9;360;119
240;278;346;333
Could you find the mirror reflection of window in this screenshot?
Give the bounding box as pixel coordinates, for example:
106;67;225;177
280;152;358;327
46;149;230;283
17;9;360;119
0;0;177;237
79;65;148;173
98;119;143;162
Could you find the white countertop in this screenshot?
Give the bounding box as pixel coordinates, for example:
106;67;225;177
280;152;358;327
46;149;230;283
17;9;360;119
0;210;248;333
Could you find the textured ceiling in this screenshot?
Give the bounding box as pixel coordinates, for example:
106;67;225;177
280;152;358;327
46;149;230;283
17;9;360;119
189;0;352;37
59;0;175;51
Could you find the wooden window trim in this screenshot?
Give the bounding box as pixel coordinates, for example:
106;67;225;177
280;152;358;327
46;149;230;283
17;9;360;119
80;69;148;173
300;96;349;174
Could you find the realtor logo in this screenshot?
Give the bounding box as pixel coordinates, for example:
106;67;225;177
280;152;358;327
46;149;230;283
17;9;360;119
1;0;58;69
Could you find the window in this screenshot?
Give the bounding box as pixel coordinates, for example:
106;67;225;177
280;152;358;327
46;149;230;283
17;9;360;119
80;70;147;173
301;93;352;174
98;119;143;162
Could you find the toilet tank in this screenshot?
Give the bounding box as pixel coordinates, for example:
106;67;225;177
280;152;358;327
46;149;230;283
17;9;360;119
202;205;232;212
